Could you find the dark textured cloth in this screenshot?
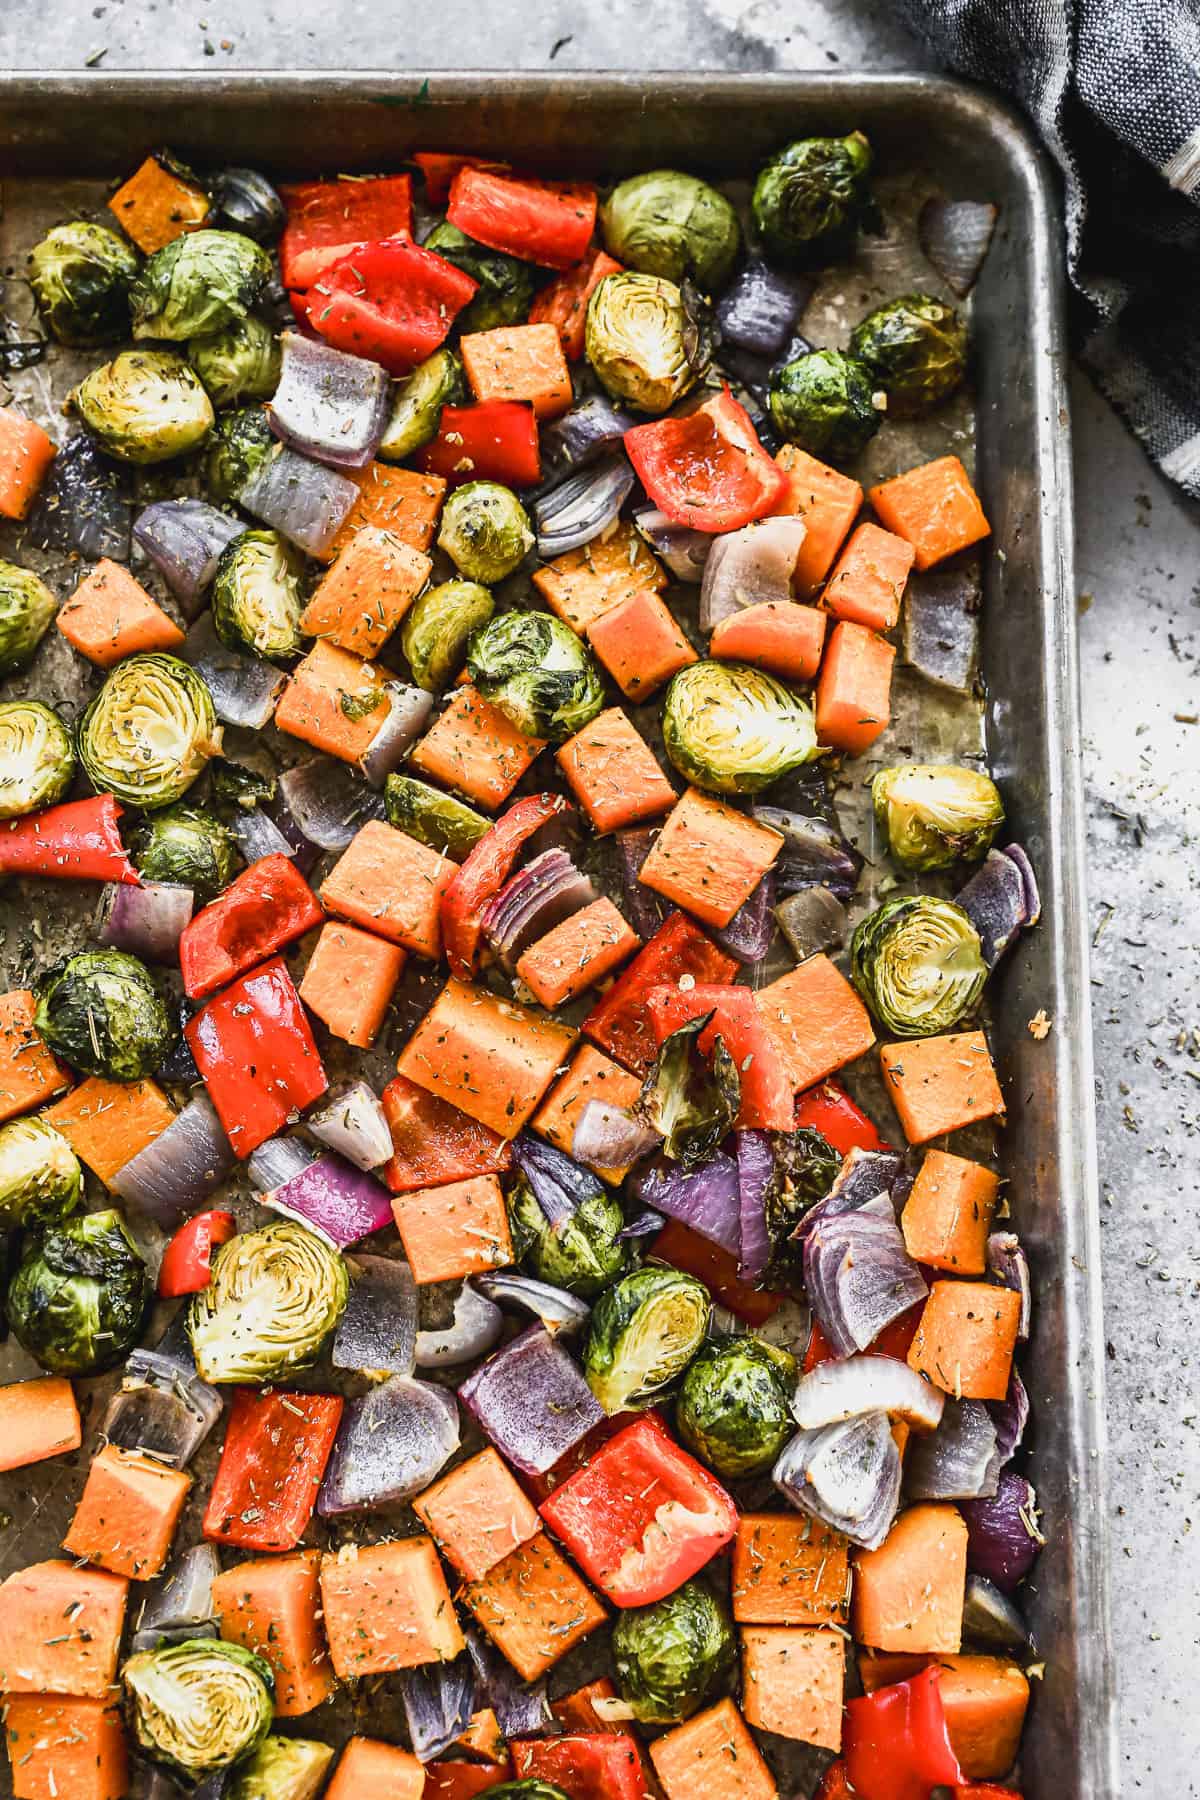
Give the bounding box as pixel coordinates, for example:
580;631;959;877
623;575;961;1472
894;0;1200;498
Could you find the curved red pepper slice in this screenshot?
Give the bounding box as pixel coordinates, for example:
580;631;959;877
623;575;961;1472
844;1667;964;1800
447;166;598;270
157;1209;236;1298
307;235;479;374
625;387;788;532
0;794;139;886
179;853;324;1002
279;173;413;288
440;793;573;980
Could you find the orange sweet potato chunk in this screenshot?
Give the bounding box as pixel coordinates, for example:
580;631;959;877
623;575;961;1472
460;1533;605;1681
638;789;783;929
390;1172;514;1283
320;1537;463;1677
731;1513;850;1626
740;1625;845;1750
413;1447;541;1581
755;955;875;1091
62;1446;190;1581
0;991;70;1123
556;707;676;834
851;1502;967;1653
397;977;575;1140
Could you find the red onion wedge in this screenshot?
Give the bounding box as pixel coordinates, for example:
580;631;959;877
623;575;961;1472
538;396;636;489
918;198;999;297
634;505;713;584
238;443;359;557
135;1544;220;1639
613;828;671;942
960;1470;1043;1592
318;1375;459;1515
247;1132;316;1194
269;331;391;469
510;1132;605;1230
113;1094;236;1228
957;845;1041;970
277;757;385;851
803;1192;928;1359
902;560;981;693
475;1271;591;1337
792;1353;945;1434
735;1129;775;1283
183;613;287;730
773;1411;902;1551
414;1283;503;1367
988;1365;1030;1466
228;807;298;867
459;1325;604;1476
358;683;435;787
699;515;807;631
751;804;863;901
774;887;848;962
96;880;194;965
401;1658;477;1763
133;500;245;617
482;847;596;970
712;870;775;966
29;433;131;564
987;1231;1032;1338
266;1152;394;1249
962;1573;1032;1653
904;1397;1000;1502
307;1081;394;1171
466;1627;555;1738
571;1098;661;1170
716;260;808;357
534;453;635;559
332;1253;417;1378
633;1150;741;1257
104;1333;223;1470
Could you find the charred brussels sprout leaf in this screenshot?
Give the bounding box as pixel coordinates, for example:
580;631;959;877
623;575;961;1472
467;610;605;745
379;347;465;462
0;562;57;677
130;228;272;342
226;1735;334;1800
851;893;986;1037
72;348;215;464
638;1012;740;1169
0;1117;83;1231
188;314;281;409
872;763;1004;871
7;1208;148;1375
508;1182;629;1298
751;131;875;266
401;579;495;692
438;481;533;584
586;271;701;414
583;1265;710;1413
132;806;237;903
612;1579;737;1722
34;949;177;1081
762;1124;840;1289
663;659;819;795
187;1220;349;1384
28;220;141;346
601;169;741;292
205;404;276;501
78;652;222;809
123;1638;275;1781
848;292;967;417
769;347;881;462
675;1333;796;1478
211;529;303;662
384;772;489;860
209;167;285;243
210;759;277;813
0;700;75;818
424;223;536;332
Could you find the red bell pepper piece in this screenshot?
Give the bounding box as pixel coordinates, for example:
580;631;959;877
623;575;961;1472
157;1210;236;1298
511;1733;652;1800
187;956;328;1157
645;982;794;1131
440;793;574;979
954;1790;1024;1799
552;1678;623;1734
625;387;788;532
279;173;413;288
843;1668;964;1800
814;1765;854;1800
652;1218;784;1325
423;1765;514;1800
202;1386;343;1551
413;151;509;204
794;1079;890;1154
447;166;598;269
307;236;479;375
179;853;324;1002
0;794;139;885
582;911;737;1075
539;1412;738;1607
803;1297;925;1373
419;399;541;488
529;246;624;360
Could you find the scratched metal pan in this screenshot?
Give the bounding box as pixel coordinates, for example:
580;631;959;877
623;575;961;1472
0;72;1116;1800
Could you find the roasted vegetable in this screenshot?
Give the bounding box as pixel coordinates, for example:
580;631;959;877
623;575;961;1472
586;271;701;414
639;1013;740;1169
72;348;215;464
762;1125;840;1289
0;562;57;677
768;347;881;461
872;762;1004;871
28;219;141;346
400;578;495;692
211;528;303;661
209;167;286;242
188;314;281;408
848;292;967;416
611;1579;736;1722
227;1736;335;1800
467;610;605;744
751;131;875;265
601;169;740;291
675;1334;796;1478
662;659;819;795
132;805;237;903
378;347;465;461
851;893;987;1037
205;404;276;501
438;481;533;584
34;948;177;1081
0;699;75;818
424;222;536;331
7;1208;149;1375
583;1265;710;1413
384;771;490;859
123;1638;275;1781
0;1116;83;1231
187;1220;349;1384
78;652;222;809
130;228;272;341
509;1181;629;1299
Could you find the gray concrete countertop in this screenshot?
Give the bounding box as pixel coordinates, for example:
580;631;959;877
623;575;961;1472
4;0;1197;1789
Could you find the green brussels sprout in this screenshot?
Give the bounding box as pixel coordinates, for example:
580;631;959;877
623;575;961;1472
6;1208;149;1375
769;348;881;462
211;529;303;662
227;1735;335;1800
210;758;277;813
586;272;701;414
187;1220;349;1384
612;1580;736;1722
28;220;141;346
132;805;237;902
675;1334;796;1478
401;578;494;692
848;292;967;417
762;1125;840;1290
72;349;215;464
34;949;177;1081
424;223;536;332
384;772;489;860
640;1013;740;1170
467;611;605;745
583;1265;710;1414
188;314;281;408
438;482;534;584
130;228;272;342
205;404;276;501
601;170;741;291
751;131;875;266
872;763;1004;872
0;700;75;818
378;347;465;461
508;1182;629;1299
851;893;986;1038
123;1638;275;1781
0;1116;83;1230
0;562;57;678
78;652;222;809
485;1786;571;1800
662;660;819;795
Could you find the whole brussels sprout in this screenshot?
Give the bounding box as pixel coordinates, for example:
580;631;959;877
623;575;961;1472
663;659;819;795
78;652;222;809
188;314;281;408
851;893;986;1037
438;482;534;584
379;347;465;462
123;1637;275;1781
7;1208;149;1375
467;610;605;745
188;1220;349;1384
586;271;702;414
227;1735;335;1800
0;562;57;677
424;223;536;332
675;1334;796;1478
401;578;494;692
601;170;741;292
872;763;1004;871
72;349;215;464
28;219;141;346
848;292;967;416
0;1116;83;1230
132;806;237;903
508;1181;629;1298
130;228;272;342
205;404;276;502
211;529;303;661
612;1580;736;1722
34;948;177;1081
384;772;489;860
0;700;75;818
769;348;881;462
583;1265;710;1414
752;131;875;266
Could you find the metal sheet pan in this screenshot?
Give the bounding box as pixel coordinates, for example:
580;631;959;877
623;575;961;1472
0;71;1117;1800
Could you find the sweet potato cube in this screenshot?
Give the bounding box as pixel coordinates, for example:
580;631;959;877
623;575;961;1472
869;455;990;571
56;561;184;667
108;153;209;252
397;976;575;1139
414;1447;541;1580
731;1514;850;1626
300;526;431;658
62;1446;190;1581
533;1043;643;1183
880;1029;1004;1144
556;707;676;834
322;462;447;562
320;1537;463;1677
516;897;640;1009
533;520;667;633
936;1653;1031;1780
709;599;827;682
0;1560;129;1697
299;920;406;1048
461;1533;605;1681
740;1626;845;1750
649;1698;776;1800
907;1280;1022;1401
410;684;545;810
391;1172;513;1283
815;619;896;755
461;322;573;419
0;411;56;522
754;954;875;1092
321;818;455;960
2;1695;127;1800
638;789;783;929
43;1076;175;1188
774;445;863;595
852;1502;967;1653
212;1549;335;1716
0;1378;81;1476
823;519;914;631
274;639;391;764
0;991;69;1123
324;1737;426;1800
586;586;697;698
901;1150;1000;1274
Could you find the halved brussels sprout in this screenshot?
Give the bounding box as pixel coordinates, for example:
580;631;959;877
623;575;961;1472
72;349;215;464
188;314;281;408
639;1012;740;1170
508;1182;629;1299
583;1265;710;1413
438;482;534;584
663;660;819;795
0;1116;83;1230
872;763;1004;871
78;652;222;808
0;562;57;677
763;1125;840;1290
123;1638;275;1781
7;1208;149;1375
211;529;303;661
751;131;875;266
851;893;986;1037
130;229;272;342
132;806;237;902
378;347;465;462
769;348;881;462
586;271;700;414
187;1220;349;1384
675;1334;796;1478
227;1735;335;1800
205;404;276;502
424;222;536;332
467;611;605;745
401;578;494;691
848;292;967;417
601;170;740;292
384;772;490;860
0;700;75;818
34;948;177;1081
611;1579;736;1722
28;219;141;346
